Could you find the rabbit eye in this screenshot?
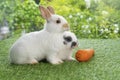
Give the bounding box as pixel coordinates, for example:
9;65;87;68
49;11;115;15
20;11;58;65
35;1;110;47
56;19;61;24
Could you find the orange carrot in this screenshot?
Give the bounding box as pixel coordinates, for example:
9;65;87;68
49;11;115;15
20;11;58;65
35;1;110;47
75;49;94;62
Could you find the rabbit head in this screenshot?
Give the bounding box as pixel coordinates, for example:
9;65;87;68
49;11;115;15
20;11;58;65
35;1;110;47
39;6;70;33
63;31;78;49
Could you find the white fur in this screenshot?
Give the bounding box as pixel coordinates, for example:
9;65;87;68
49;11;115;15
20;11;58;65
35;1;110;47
58;31;78;61
9;30;63;64
9;30;77;64
9;6;71;64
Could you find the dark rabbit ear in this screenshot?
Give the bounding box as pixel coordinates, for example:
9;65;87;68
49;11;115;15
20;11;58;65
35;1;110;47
39;6;51;19
47;6;55;14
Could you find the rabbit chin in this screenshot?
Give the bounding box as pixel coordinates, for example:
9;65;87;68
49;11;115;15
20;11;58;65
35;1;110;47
63;27;70;31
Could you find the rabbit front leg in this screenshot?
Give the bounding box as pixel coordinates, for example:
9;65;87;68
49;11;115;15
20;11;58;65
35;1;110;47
65;51;76;61
46;52;63;64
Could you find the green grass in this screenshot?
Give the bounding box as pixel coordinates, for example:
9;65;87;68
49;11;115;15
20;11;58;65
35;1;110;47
0;36;120;80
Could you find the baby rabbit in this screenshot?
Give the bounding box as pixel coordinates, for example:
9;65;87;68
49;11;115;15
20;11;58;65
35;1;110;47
9;6;70;64
58;31;78;61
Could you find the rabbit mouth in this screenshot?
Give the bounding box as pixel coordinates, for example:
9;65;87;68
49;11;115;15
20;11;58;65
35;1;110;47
71;42;78;48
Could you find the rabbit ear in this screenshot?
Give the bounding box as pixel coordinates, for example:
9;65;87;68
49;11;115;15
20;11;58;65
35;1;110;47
47;6;55;14
39;6;51;19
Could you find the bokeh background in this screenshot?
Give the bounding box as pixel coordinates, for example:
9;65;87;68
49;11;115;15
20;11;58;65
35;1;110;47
0;0;120;40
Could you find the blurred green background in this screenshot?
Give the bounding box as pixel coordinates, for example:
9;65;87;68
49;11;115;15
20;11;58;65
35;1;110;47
0;0;120;39
0;1;120;80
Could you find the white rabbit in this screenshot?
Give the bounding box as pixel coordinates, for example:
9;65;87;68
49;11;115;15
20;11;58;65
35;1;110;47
58;31;78;61
9;6;70;64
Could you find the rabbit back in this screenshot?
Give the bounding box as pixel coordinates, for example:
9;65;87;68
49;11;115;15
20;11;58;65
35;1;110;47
9;30;64;64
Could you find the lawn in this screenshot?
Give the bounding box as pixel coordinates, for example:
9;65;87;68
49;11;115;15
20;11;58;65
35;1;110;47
0;36;120;80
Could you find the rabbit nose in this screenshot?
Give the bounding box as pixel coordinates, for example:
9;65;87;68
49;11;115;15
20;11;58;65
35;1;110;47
71;42;77;48
63;23;70;29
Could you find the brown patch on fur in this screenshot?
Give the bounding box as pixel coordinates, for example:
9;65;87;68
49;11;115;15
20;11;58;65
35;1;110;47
63;23;69;28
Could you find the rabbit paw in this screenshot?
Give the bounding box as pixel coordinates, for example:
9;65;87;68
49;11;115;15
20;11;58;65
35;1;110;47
29;59;38;64
66;57;76;61
49;59;63;65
